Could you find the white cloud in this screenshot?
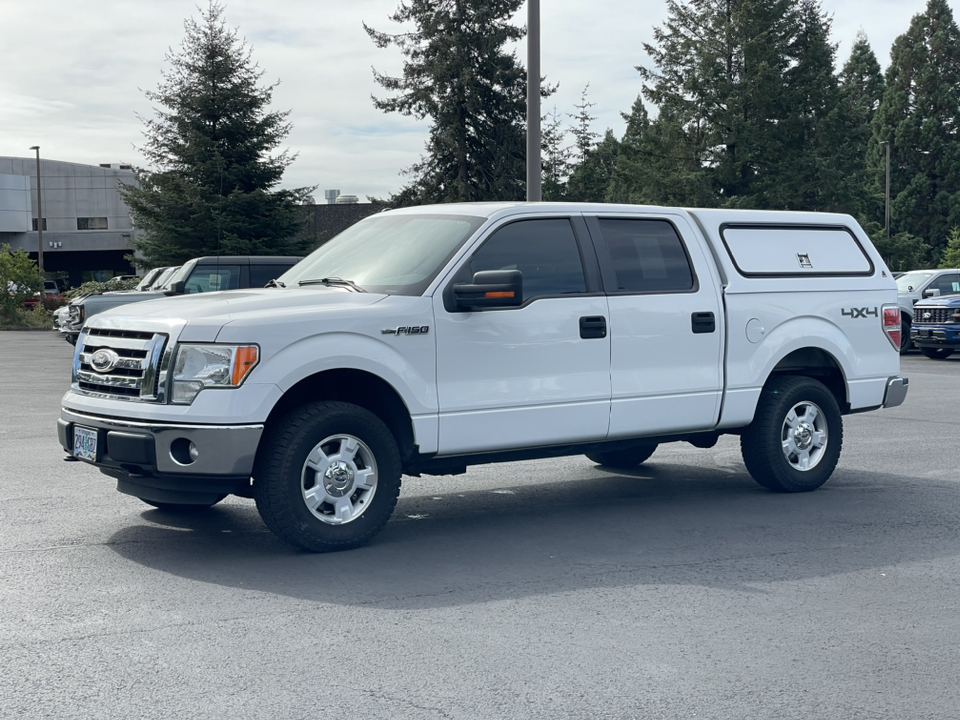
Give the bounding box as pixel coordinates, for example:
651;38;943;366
1;0;954;200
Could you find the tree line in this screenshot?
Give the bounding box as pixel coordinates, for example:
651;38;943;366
125;0;960;271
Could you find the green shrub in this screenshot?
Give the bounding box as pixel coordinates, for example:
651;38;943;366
0;244;42;315
65;278;141;300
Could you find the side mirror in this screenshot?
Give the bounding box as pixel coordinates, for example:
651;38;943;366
924;288;941;298
453;270;523;310
166;280;186;295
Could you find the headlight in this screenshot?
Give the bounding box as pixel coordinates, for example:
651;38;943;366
170;344;259;404
68;305;83;323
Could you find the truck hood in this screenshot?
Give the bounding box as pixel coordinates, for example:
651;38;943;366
913;294;960;308
88;287;389;342
96;286;386;322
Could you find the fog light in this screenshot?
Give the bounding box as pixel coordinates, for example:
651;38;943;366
170;438;199;465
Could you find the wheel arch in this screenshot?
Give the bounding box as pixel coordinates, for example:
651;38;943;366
263;369;418;464
766;347;848;413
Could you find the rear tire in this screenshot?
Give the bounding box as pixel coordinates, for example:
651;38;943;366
919;347;955;360
253;401;402;552
586;443;658;469
741;376;842;493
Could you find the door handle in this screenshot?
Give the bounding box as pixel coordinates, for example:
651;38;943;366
580;316;607;339
692;311;716;334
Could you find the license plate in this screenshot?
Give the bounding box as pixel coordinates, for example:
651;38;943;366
920;329;931;338
73;425;98;462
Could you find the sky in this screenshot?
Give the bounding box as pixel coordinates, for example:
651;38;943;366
1;0;954;201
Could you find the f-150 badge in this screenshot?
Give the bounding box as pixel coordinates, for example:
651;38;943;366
382;326;430;335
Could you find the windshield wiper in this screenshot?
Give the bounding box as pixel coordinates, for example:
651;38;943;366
264;278;285;288
298;277;366;293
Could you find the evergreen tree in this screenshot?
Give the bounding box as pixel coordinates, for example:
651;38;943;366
541;106;572;201
566;130;620;202
609;97;713;207
568;84;600;166
121;2;312;268
365;0;530;205
941;227;960;268
873;0;960;255
638;0;857;211
839;31;886;223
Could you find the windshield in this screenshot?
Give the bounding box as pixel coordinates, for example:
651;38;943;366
896;271;934;293
161;260;197;290
135;268;162;291
153;265;182;290
278;213;485;295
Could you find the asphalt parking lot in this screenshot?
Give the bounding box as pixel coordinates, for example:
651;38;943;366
1;331;959;719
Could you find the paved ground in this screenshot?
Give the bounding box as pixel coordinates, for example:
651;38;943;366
1;331;958;719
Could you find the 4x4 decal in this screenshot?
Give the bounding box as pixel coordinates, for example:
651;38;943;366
842;307;879;319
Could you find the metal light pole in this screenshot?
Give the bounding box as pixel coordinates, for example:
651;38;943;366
29;145;44;278
526;0;542;202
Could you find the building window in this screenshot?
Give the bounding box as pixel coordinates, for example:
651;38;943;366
32;218;47;231
77;217;108;230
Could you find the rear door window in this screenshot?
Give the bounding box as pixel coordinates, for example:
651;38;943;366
595;218;695;293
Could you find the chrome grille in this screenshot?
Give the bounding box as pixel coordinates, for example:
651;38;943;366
913;307;956;325
74;328;170;401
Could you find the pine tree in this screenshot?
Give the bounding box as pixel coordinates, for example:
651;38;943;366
566;130;620;202
121;2;312;268
941;227;960;268
568;85;600;166
839;31;886;223
637;0;857;211
874;0;960;255
541;106;572;201
365;0;531;205
608;97;713;207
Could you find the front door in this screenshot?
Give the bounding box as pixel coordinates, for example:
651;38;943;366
434;217;611;456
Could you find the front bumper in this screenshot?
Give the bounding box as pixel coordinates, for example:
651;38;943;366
910;325;960;348
59;408;263;501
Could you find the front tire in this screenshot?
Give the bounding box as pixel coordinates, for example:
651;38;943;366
586;443;658;469
919;347;955;360
900;317;912;354
741;376;842;493
253;401;402;552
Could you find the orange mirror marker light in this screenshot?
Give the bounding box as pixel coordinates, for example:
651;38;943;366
485;291;515;299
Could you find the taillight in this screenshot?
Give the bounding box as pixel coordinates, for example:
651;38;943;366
883;305;901;350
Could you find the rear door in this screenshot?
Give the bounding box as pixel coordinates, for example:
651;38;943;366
586;214;724;438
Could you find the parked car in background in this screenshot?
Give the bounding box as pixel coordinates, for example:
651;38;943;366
60;256;302;345
909;293;960;359
896;268;960;353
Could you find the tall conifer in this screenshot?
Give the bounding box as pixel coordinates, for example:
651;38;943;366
365;0;530;205
874;0;960;255
122;1;312;267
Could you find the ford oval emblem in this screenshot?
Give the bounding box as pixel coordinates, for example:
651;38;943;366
923;312;932;320
90;348;121;373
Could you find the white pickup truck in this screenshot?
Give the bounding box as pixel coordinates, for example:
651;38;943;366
58;202;908;552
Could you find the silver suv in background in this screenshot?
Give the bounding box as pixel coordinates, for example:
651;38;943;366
60;256;301;345
896;269;960;353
